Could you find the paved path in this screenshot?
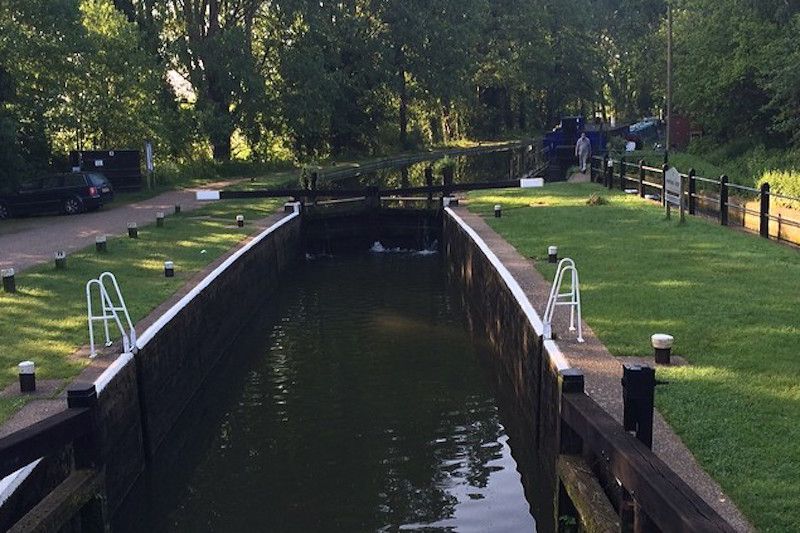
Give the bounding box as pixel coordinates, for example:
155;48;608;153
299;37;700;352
0;181;236;272
453;206;753;532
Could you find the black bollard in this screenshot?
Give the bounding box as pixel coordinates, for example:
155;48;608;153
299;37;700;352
548;246;558;263
18;361;35;393
494;204;502;218
651;334;674;365
2;268;16;293
621;365;656;449
164;261;174;278
55;251;67;269
236;215;244;228
174;204;181;215
127;222;138;239
156;212;165;227
95;235;107;253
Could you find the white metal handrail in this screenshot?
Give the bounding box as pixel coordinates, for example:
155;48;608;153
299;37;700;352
544;258;584;343
86;272;136;358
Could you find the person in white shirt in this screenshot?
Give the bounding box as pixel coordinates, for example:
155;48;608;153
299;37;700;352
575;133;591;174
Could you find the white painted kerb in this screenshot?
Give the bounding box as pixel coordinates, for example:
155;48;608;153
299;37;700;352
445;207;570;371
136;210;300;349
196;190;221;201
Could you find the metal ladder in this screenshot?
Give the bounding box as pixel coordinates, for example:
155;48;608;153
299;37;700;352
543;258;584;343
86;272;136;358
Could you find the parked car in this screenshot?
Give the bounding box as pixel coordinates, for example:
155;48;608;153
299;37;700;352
0;172;114;219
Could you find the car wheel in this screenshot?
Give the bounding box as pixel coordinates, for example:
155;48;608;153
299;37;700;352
64;197;83;215
0;203;8;220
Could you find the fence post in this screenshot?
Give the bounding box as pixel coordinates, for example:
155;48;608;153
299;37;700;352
638;160;645;197
621;365;655;449
559;369;585;455
425;166;433;202
601;155;609;184
760;182;770;238
67;383;108;529
720;175;729;226
661;164;669;207
688;169;696;215
605;157;612;188
619;156;626;191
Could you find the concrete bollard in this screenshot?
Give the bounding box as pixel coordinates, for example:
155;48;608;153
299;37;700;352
127;222;138;239
156;212;165;227
2;268;16;293
55;251;67;269
174;204;181;214
236;215;244;228
548;246;558;264
494;204;502;218
651;334;674;364
164;261;174;278
95;235;107;253
18;361;35;393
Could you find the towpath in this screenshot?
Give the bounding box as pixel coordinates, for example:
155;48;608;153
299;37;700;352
0;181;237;272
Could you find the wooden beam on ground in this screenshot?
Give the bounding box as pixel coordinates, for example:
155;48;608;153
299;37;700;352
9;469;104;533
557;454;619;533
561;393;735;532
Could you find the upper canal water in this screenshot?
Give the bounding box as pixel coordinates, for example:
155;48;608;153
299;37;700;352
117;251;536;532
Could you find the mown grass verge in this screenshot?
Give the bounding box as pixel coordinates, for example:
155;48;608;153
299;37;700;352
0;188;286;422
468;182;799;532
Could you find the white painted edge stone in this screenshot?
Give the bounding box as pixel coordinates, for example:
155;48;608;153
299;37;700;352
196;190;221;201
445;208;570;372
520;178;544;188
651;334;674;349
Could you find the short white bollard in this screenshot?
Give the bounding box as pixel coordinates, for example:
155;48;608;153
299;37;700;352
236;215;244;228
494;205;502;218
55;251;67;269
2;268;16;293
19;361;35;393
651;334;674;364
95;235;107;253
164;261;175;278
548;246;558;264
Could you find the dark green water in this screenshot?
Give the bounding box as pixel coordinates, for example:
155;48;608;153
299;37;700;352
119;253;535;532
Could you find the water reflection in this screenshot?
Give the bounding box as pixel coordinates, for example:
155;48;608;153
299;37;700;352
117;253;534;532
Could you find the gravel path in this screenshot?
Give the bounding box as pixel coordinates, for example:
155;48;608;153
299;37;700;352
0;181;235;272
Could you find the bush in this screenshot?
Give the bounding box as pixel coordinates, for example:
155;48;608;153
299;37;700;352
758;169;800;208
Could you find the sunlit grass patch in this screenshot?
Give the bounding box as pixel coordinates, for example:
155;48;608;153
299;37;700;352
0;192;285;420
468;181;800;531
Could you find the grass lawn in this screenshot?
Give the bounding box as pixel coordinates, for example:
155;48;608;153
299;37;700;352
0;191;286;422
468;182;800;532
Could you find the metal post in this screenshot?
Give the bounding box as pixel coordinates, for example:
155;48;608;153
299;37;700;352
760;182;770;238
688;169;696;215
662;165;668;207
720;175;729;226
621;365;656;449
638;160;645;197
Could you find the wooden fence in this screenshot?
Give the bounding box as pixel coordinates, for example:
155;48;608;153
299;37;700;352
590;155;800;246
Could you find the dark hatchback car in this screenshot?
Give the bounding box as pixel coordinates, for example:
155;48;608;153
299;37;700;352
0;172;114;219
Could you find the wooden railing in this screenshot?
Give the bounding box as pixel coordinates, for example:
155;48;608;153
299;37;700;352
590;155;800;246
558;369;734;532
0;383;106;532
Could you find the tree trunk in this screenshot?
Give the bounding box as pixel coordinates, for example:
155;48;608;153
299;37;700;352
397;49;409;149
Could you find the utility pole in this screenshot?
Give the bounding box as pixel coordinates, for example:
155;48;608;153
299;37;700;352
666;2;673;156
